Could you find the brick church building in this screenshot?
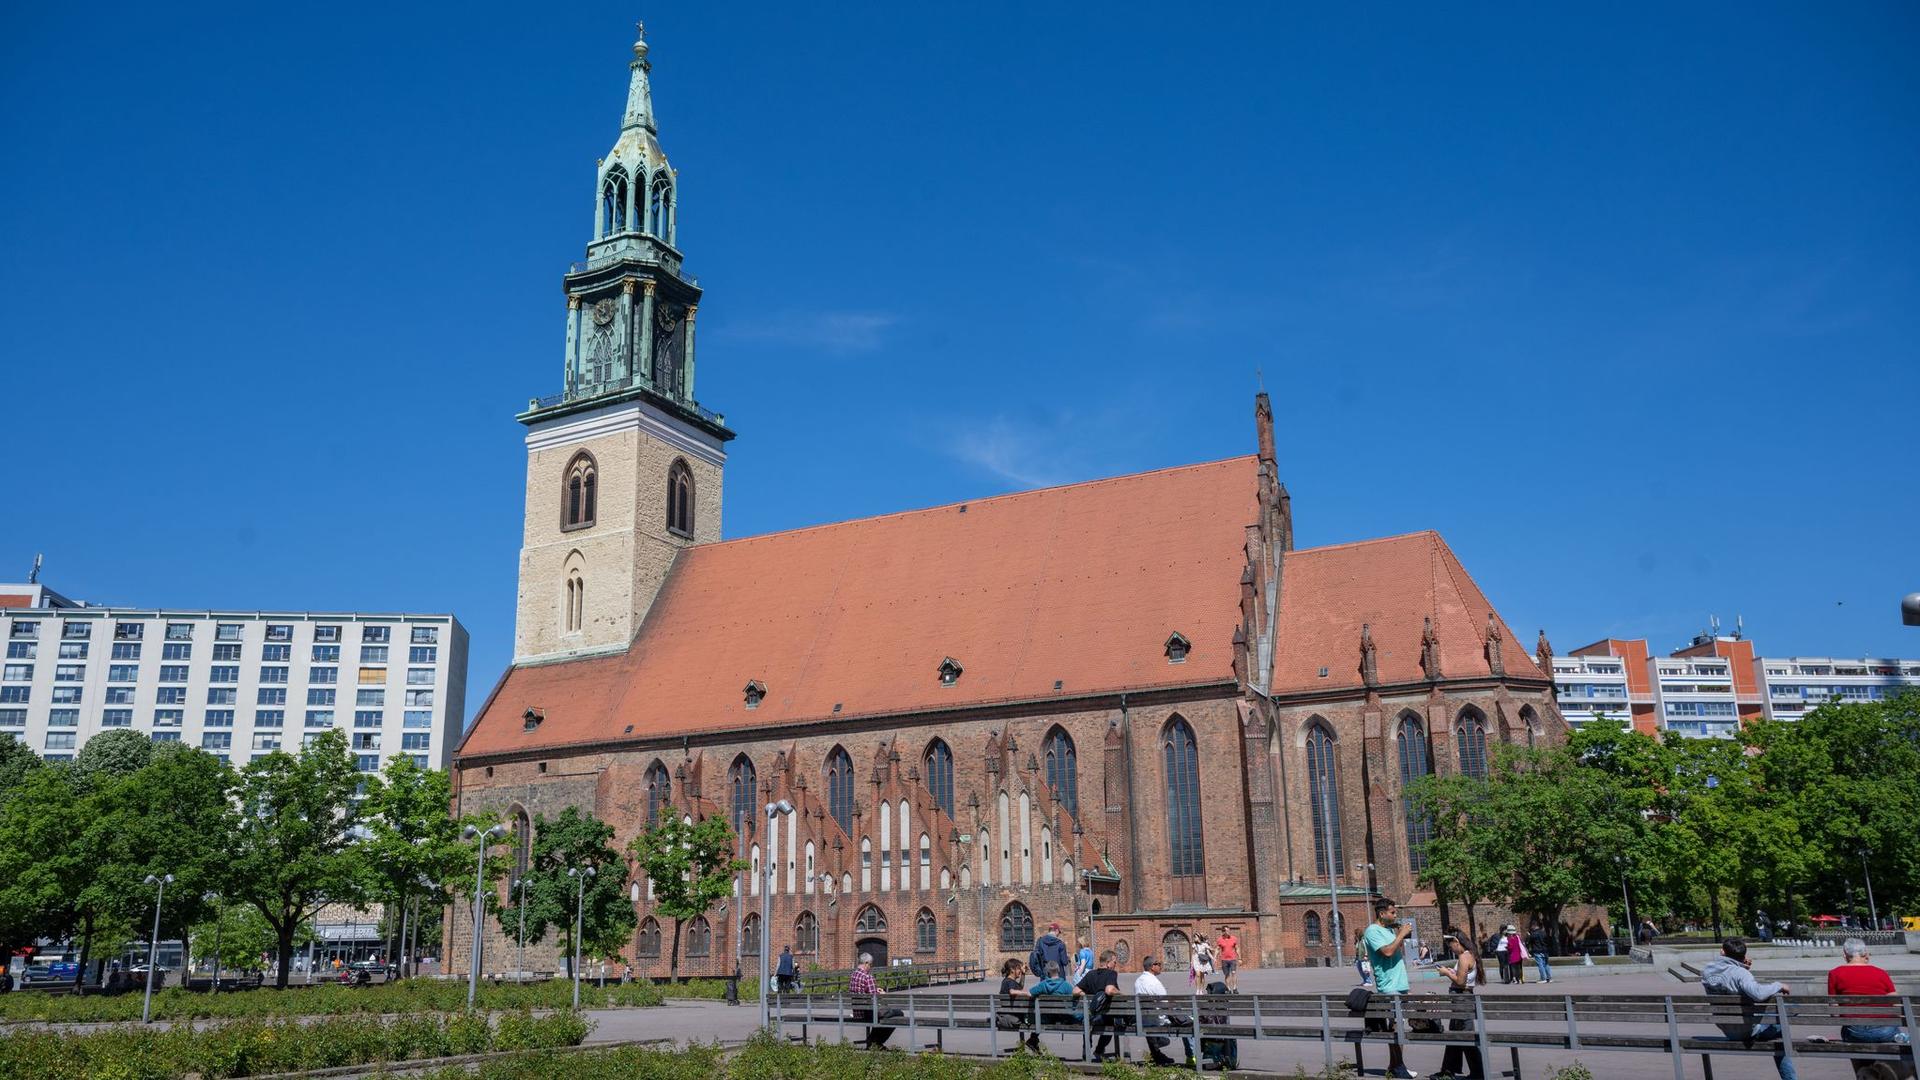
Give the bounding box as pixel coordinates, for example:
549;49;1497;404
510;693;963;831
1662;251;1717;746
445;26;1567;979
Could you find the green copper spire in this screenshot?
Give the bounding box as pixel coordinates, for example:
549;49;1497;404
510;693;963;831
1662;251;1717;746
623;21;656;135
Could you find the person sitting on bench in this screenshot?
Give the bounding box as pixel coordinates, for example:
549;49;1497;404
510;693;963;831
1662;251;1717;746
1700;937;1795;1080
1827;937;1909;1045
998;957;1039;1053
847;953;896;1049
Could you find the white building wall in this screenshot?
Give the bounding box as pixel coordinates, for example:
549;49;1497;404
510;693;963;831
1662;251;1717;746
0;609;467;772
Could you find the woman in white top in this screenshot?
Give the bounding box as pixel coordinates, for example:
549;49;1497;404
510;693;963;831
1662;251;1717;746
1189;934;1215;988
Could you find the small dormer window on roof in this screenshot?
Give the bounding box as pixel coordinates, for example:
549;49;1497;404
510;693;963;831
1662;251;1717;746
523;707;544;732
743;680;766;710
938;657;963;687
1164;632;1192;664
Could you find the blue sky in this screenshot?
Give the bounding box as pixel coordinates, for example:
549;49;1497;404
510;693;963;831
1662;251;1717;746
4;2;1916;721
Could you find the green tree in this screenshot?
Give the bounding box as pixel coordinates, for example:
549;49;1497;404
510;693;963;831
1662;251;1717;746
226;729;367;987
0;735;43;800
72;728;154;780
1406;772;1506;943
628;810;744;981
359;756;476;969
189;904;300;973
0;764;89;966
495;806;634;977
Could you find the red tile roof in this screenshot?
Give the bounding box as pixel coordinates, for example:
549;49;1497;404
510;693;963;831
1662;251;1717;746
460;456;1261;758
1269;531;1545;694
0;595;34;609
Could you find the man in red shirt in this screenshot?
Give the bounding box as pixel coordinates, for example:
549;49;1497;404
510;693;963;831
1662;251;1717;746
1215;928;1241;990
1827;937;1908;1045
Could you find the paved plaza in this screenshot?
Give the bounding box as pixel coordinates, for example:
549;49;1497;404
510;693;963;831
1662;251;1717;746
575;958;1914;1079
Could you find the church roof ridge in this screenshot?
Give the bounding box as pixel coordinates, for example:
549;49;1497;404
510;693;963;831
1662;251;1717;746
691;454;1262;552
1287;529;1442;557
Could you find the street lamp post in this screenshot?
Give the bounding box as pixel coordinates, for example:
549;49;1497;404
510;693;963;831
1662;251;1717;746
1859;849;1879;930
1614;856;1635;952
759;799;793;1032
141;873;174;1024
568;866;596;1008
462;823;506;1007
1317;778;1342;967
208;892;224;995
513;877;529;984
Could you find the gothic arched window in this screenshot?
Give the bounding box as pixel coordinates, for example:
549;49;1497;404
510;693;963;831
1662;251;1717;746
854;904;887;934
644;760;670;823
511;807;532;885
999;902;1034;951
666;459;694;537
1162;717;1206;888
1457;708;1490;780
686;915;711;957
650;177;673;241
1043;726;1078;817
563;452;598;531
825;747;854;835
601;168;629;236
1305;720;1346;873
1397;714;1433;873
1304;911;1322;946
794;910;818;954
740;912;761;957
915;908;937;953
1161;930;1191;968
924;738;954;819
729;755;757;836
637;917;661;958
564;570;584;634
1519;704;1540;749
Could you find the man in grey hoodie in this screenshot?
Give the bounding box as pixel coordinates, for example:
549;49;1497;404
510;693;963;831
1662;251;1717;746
1699;938;1796;1080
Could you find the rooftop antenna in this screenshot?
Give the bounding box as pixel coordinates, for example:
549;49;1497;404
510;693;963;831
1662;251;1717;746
1710;614;1720;639
1735;614;1744;641
28;553;41;585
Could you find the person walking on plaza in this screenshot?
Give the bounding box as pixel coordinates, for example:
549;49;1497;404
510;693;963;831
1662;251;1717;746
1071;935;1093;985
1029;921;1070;985
1215;927;1240;990
1363;898;1419;1080
775;944;797;993
1189;932;1215;989
1435;932;1484;1080
1133;952;1183;1066
1503;925;1527;985
1079;949;1122;1061
1527;925;1552;983
1490;930;1512;984
1827;937;1909;1045
847;953;895;1049
1700;938;1796;1080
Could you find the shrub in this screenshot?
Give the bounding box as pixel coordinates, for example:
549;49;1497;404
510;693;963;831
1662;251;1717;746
0;976;665;1023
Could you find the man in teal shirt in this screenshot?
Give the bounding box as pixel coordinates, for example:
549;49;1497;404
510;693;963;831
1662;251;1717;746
1362;898;1418;1079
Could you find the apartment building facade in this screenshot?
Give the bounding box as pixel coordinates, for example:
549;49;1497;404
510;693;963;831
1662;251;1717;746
0;594;468;770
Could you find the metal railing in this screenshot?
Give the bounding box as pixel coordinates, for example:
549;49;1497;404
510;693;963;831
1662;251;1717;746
787;960;985;995
770;989;1918;1077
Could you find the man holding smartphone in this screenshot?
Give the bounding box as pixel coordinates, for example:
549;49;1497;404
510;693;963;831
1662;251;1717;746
1363;898;1419;1079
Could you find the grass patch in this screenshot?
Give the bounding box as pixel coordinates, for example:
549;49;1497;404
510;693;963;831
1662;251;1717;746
0;979;667;1024
0;1008;591;1079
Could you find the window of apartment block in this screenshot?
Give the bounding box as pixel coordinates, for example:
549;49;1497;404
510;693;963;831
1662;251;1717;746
209;666;239;684
2;664;30;682
265;625;292;642
406;668;434;686
46;732;77;750
362;626;390;644
257;688;287;706
360;646;388;665
0;709;24;727
11;622;39;639
408;647;437;664
353;732;381;750
150;731;181;743
212;644;242;662
355;754;380;772
47;709;79;727
159;665;188;682
51;687;82;704
252;733;282;752
262;645;291;662
215;624;243;642
254;709;284;728
0;687;30;704
162;643;191;661
111;643;140;660
410;626;438;644
164;623;194;641
58;642;88;660
113;622;141;641
6;643;34;659
309;667;337;685
104;688;135;704
153;709;184;728
354;710;382;728
308;689;336;706
403;710;433;729
205;710;235;728
202;732;232;750
156;688;188;705
401;732;430;751
314;625;341;643
305;710;335;728
357;668;384;685
259;666;289;684
65;622;92;640
102;709;133;727
404;690;434;707
356;689;384;707
206;688;237;705
55;664;83;681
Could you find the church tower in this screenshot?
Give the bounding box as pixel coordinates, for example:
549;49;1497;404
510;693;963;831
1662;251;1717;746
513;23;734;663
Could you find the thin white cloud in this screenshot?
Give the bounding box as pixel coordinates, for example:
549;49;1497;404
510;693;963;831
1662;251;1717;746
716;310;899;354
941;403;1159;490
946;417;1077;489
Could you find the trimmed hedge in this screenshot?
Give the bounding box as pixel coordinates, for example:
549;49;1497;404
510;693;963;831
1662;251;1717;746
1;1008;591;1080
0;978;672;1023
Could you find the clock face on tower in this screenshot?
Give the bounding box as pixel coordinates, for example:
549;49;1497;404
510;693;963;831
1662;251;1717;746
592;298;616;327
